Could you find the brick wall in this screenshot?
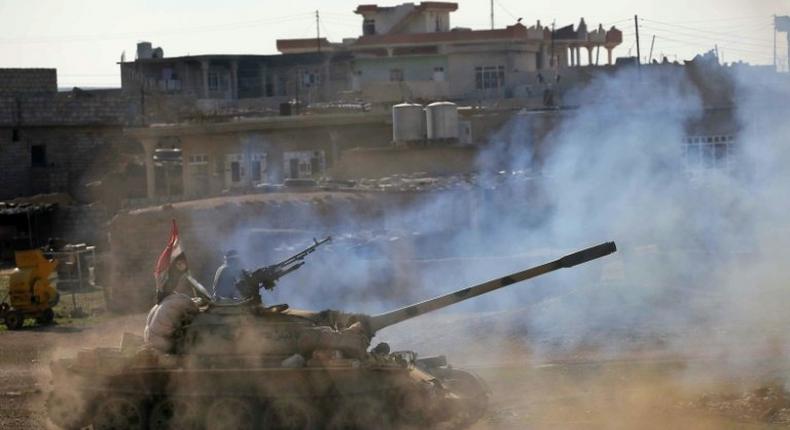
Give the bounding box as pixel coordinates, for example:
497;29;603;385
0;68;57;94
0;129;32;198
0;89;140;127
0;126;133;200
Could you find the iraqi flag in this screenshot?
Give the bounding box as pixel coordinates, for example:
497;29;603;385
154;220;186;290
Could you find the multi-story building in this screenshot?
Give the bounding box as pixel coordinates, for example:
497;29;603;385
339;2;621;101
114;2;626;202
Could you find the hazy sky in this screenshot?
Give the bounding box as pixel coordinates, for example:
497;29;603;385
0;0;787;87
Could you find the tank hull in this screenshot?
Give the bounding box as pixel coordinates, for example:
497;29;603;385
47;347;488;430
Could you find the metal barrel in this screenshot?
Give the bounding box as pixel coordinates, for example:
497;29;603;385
367;241;617;333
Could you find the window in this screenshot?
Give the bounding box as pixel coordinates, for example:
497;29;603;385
363;19;376;35
433;66;445;81
389;68;404;82
188;154;209;177
208;71;228;92
31;144;46;167
208;72;219;91
12;128;20;142
250;153;267;183
475;66;505;90
683;135;735;172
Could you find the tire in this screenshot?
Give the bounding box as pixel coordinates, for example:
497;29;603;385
36;308;55;325
93;396;147;430
204;397;257;430
149;397;202;430
4;311;24;330
328;397;391;430
46;390;88;429
262;398;320;430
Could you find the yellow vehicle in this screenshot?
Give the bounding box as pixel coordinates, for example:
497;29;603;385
0;249;59;330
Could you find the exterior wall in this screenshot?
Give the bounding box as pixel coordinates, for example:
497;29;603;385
0;89;135;200
447;51;509;98
135;117;392;200
0;69;57;94
403;10;451;33
355;55;447;82
364;5;415;34
0;129;31;199
0;126;127;200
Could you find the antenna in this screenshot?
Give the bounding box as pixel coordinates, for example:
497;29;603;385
490;0;494;29
316;10;321;53
774;14;778;69
634;15;641;68
648;34;655;63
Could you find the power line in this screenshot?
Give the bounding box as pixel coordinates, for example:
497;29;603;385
639;24;771;49
494;0;518;22
664;15;770;25
602;18;633;26
641;17;773;44
651;34;772;56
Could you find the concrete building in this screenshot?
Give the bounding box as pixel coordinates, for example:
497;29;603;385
0;69;140;201
125;112;392;201
120;45;354;122
336;2;623;102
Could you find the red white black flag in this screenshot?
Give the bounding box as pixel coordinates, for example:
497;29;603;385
154;220;185;290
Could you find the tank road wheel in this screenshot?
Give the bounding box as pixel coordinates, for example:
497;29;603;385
93;396;147;430
441;370;489;427
36;308;55;325
262;398;320;430
328;398;391;430
46;390;87;429
149;397;202;430
4;310;24;330
204;397;257;430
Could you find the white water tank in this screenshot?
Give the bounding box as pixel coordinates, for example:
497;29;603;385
392;102;425;144
426;101;459;140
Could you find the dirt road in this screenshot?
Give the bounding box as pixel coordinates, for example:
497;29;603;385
1;314;786;429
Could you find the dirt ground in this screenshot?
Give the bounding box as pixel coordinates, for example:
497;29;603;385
1;313;788;430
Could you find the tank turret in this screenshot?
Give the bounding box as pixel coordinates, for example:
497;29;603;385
47;241;616;430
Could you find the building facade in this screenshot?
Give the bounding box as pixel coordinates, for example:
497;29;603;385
0;69;139;201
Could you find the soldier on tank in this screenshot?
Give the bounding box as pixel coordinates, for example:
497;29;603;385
144;221;200;353
155;254;193;302
212;250;243;300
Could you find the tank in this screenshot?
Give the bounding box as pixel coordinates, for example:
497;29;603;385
392;102;425;145
426;101;459;141
46;241;616;430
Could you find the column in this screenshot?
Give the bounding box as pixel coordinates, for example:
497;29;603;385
587;46;593;66
607;47;613;65
260;65;268;97
230;60;239;100
201;60;210;98
140;137;157;199
576;47;582;66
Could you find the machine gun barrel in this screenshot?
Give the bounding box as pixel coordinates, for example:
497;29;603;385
367;241;617;333
238;236;331;294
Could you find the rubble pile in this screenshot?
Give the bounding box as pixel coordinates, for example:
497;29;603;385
695;385;790;423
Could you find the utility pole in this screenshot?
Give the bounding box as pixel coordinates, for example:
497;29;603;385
634;15;641;68
774;15;778;70
490;0;494;30
648;34;655;63
550;21;556;69
316;10;321;53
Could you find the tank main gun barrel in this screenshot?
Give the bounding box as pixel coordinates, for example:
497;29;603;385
367;241;617;333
